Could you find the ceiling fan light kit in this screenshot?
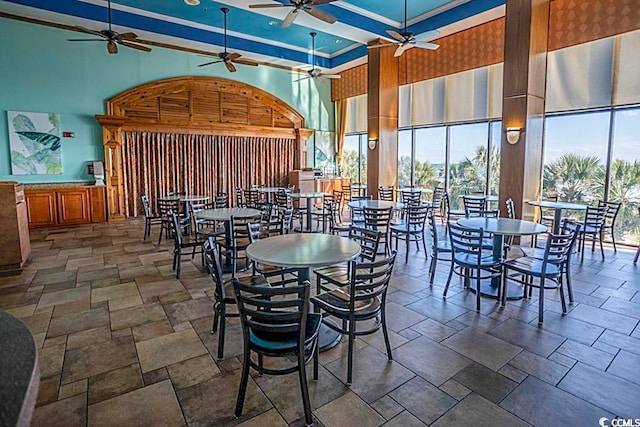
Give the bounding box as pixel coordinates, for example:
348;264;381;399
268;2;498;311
294;32;341;81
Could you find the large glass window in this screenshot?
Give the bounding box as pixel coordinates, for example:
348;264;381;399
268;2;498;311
397;129;412;188
448;123;490;209
341;134;367;184
488;121;502;196
542;111;609;204
414;127;446;189
610;107;640;243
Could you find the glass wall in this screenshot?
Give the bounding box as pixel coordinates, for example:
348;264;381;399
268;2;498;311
448;123;490;209
415;127;446;189
398;129;412;188
342;133;367;185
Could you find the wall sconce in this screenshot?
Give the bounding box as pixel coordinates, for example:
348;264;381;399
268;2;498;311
184;0;200;5
506;127;522;145
368;137;378;150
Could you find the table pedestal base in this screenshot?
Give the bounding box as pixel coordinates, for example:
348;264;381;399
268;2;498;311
318;320;342;351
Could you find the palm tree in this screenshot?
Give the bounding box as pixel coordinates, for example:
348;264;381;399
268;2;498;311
543;154;604;202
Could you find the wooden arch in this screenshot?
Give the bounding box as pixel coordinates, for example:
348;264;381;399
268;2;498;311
96;76;313;220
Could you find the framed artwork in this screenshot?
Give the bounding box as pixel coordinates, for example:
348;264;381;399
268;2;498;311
314;130;336;175
8;111;62;175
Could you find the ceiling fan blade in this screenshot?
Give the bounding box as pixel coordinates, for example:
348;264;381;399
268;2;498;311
294;76;311;82
414;29;440;41
281;9;298;28
366;42;394;50
233;58;259;66
68;38;105;42
117;32;138;41
74;26;106;38
305;6;337;24
119;40;152;53
394;43;410;57
320;74;341;79
107;41;118;54
386;30;406;42
226;52;241;61
249;3;287;8
225;61;237;73
311;0;338;4
414;41;439;50
198;60;222;67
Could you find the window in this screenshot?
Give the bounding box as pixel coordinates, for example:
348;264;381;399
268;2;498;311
341;134;367;184
414;127;446;189
448;122;490;209
397;129;412;188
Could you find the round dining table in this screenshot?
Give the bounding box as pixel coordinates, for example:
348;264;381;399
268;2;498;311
347;200;405;210
457;217;547;299
527;200;587;233
290;192;327;232
247;233;361;350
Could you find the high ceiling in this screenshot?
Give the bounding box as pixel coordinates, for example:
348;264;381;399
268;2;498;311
1;0;504;72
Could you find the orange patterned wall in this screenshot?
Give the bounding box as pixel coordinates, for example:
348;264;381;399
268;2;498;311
332;0;640;101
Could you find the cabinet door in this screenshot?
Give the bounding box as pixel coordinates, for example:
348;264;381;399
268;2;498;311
89;187;106;223
56;190;90;225
25;191;57;228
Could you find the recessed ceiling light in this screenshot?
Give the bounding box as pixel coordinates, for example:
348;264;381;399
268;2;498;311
268;20;278;26
335;39;342;44
184;0;200;5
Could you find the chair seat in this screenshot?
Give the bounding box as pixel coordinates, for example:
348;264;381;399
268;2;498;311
315;266;349;287
503;257;561;278
311;286;382;319
581;225;601;234
434;239;452;252
453;252;500;268
250;313;322;353
389;223;424;234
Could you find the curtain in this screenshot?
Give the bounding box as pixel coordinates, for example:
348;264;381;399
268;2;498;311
122;131;296;217
335;99;347;165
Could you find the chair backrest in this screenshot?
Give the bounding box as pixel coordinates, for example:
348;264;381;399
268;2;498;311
427;209;441;247
278;207;294;234
141;194;153;218
448;222;489;266
542;222;581;268
378;186;394;201
583;205;607;229
230;215;252;245
349;226;382;262
169;209;184;246
465;190;485;196
400;191;422;207
431;187;445;210
259;203;273;225
235;187;244;208
203;237;226;302
363;207;393;232
332;190;343;208
505;198;516;219
561;218;582;261
158;198;180;218
247;221;268;244
275;190;293;210
598;200;621;226
405;205;429;230
346;251;397;313
215;192;229;208
233;279;310;350
341;183;352;201
243;189;261;209
462;196;486;217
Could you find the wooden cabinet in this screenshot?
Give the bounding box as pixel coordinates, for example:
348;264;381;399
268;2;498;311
25;186;106;228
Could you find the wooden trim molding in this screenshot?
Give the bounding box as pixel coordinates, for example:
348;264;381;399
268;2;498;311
96;76;312;220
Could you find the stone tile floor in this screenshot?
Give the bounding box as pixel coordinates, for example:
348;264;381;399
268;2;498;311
2;219;640;426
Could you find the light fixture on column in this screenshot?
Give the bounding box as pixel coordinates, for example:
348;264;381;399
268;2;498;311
368;137;378;150
506;127;522;145
184;0;200;5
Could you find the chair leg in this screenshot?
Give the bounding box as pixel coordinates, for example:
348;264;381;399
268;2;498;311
429;255;437;284
634;245;640;264
175;248;182;279
234;347;251;419
475;274;481;312
347;320;355;385
559;278;567;313
443;262;455;298
381;307;392;361
405;235;410;263
297;351;314;427
538;279;545;323
599;233;605;259
611;228;617;252
144;221;150;241
211;302;220;333
501;269;507;306
217;305;226;360
564;263;574;303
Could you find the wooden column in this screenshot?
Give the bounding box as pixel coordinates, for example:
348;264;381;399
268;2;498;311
96;115;126;221
367;42;399;198
295;128;314;169
499;0;550;221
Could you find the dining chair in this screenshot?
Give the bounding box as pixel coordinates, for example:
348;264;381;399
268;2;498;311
389;205;429;262
532;194;558;248
363;206;393;256
203;237;269;360
378;185;394;201
443;222;502;311
400;190;421;208
424;186;445;222
309;194;336;232
576;205;608;261
635;207;640;264
315;226;381;293
188;201;223;242
324;198;352;236
598;200;622;252
140;194;162;241
462;195;486;217
234;187;244;208
311;251;397;385
246;221;299;286
427;209;452;284
214;192;229;208
157;198;182;245
443;193;465;224
216;215;254;279
168;209;203;279
233;279;320;427
243;188;262;209
501;223;580;323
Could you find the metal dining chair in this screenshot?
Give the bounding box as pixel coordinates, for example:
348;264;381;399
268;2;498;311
389;205;429;262
598;200;622;252
378;185;394;201
576;205;608;261
168;209;203;279
462;195;486;217
427;209;452;283
140;194;162;241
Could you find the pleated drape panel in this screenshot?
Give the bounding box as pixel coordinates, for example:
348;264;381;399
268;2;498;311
122;131;296;217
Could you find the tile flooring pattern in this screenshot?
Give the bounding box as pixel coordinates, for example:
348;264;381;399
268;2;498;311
2;219;640;426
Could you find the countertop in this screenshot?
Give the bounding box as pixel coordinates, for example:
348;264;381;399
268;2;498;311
23;182;99;190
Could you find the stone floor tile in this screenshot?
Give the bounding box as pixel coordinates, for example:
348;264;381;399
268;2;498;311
143;367;170;386
532;314;605;346
381;301;427;332
88;380;185;426
159;290;194;305
607;350;640;386
62;336;138;384
600;297;640;318
88;363;144;404
47;306;109;338
597;330;640;355
32;394;87;427
452;363;518;403
488;318;566;358
36;375;61;407
556;339;615;371
38;343;66;378
108;294;143;311
58;378;87;400
567;304;638;334
453;311;504;332
558;363;640;419
324;345;414;403
431;393;531;427
382;411;427;427
370;395;404;421
90;282;139;304
388;376;457;424
177;372;272;426
164;297;212;325
137;278;186;299
410;318;457;342
167;354;221;390
439;379;472;401
136;328;207;373
315;391;385;427
37;286;90;309
109;302;167;330
132;319;174;343
442;328;522;371
66;326;111;350
236;409;288;427
547;351;577;368
501;376;613;426
508;350;570;385
51;298;91;318
20;311;52;335
358;322;409;354
393;336;472;386
405;296;468;324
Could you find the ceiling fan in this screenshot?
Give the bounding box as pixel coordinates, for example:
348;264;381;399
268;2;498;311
249;0;338;28
198;8;259;73
369;0;439;57
294;32;340;81
67;0;151;54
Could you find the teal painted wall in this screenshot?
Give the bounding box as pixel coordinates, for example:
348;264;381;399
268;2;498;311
0;17;334;183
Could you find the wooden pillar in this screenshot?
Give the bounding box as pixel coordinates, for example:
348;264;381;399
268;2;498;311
295;128;314;169
499;0;550;220
367;42;399;198
95;115;126;221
